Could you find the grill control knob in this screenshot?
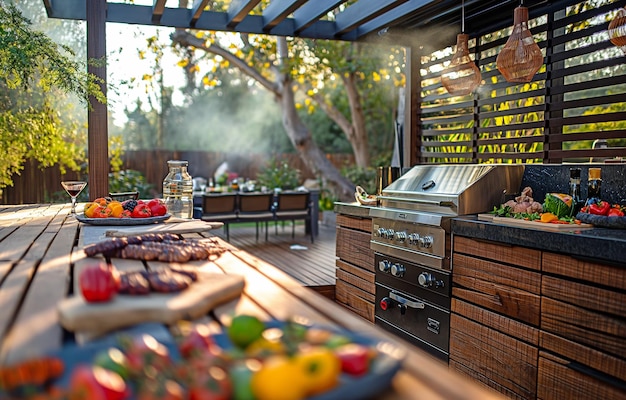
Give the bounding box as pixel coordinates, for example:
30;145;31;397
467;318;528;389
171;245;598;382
379;297;393;311
408;233;420;245
385;229;395;239
390;263;406;277
395;231;407;243
376;227;385;237
418;272;444;288
378;260;391;273
419;235;434;248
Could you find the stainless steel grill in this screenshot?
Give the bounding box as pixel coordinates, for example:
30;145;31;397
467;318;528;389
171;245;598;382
370;164;524;361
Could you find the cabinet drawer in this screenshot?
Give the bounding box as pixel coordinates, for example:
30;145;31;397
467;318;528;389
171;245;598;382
453;236;541;271
335;259;375;297
336;214;372;232
543;252;626;291
336;280;375;322
538;351;626;400
541;294;626;360
336;226;374;271
452;253;541;325
450;314;537;400
540;330;626;383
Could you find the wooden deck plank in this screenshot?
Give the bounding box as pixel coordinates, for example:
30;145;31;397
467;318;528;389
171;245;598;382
202;220;337;289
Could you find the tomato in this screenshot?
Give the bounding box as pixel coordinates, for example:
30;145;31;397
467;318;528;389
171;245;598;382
178;324;216;359
79;263;120;303
294;345;341;396
188;366;232;400
136;378;186;400
131;203;152;218
68;365;129;400
250;355;307;400
608;207;625;217
121;334;172;377
147;199;167;217
334;343;371;376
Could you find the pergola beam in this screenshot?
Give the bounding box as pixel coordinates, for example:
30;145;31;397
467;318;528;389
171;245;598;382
263;0;308;32
293;0;348;34
335;0;407;36
190;0;211;26
152;0;166;24
227;0;262;28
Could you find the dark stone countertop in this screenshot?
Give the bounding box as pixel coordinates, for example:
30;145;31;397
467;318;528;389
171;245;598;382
452;216;626;266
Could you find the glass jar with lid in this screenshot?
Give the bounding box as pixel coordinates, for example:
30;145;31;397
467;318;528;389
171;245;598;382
163;160;194;219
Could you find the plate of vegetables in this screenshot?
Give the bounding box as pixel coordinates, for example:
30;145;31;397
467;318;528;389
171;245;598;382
576;199;626;229
0;316;406;400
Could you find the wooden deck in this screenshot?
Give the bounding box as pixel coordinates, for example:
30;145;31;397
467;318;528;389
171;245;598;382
203;220;337;299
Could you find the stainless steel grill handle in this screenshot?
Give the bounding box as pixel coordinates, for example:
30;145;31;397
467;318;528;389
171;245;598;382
389;291;425;309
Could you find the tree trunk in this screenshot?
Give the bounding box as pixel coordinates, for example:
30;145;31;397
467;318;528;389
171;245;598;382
170;30;356;201
276;39;354;201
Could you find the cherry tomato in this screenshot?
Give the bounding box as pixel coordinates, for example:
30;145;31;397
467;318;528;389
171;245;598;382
188;365;232;400
92;205;112;218
120;334;171;377
79;263;120;303
177;324;216;359
147;199;167;217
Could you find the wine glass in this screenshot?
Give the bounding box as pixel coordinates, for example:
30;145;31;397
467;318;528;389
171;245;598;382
61;181;87;215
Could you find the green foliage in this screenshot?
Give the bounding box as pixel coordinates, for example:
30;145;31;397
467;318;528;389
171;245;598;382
0;2;106;190
341;165;377;196
256;158;301;190
0;2;105;107
108;169;155;198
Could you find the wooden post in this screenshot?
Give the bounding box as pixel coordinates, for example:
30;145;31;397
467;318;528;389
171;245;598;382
87;0;109;200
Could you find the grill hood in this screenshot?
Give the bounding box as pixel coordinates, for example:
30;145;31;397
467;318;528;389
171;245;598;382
377;164;525;216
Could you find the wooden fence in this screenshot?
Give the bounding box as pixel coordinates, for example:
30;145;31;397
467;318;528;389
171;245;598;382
1;151;355;205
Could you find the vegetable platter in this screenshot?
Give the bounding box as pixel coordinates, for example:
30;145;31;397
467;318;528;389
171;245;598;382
0;316;405;400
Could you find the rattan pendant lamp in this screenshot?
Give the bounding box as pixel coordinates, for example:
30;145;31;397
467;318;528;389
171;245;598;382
608;6;626;54
441;0;482;95
496;1;543;83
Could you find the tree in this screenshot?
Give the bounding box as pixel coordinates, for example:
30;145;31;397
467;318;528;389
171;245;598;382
0;1;105;191
170;30;402;201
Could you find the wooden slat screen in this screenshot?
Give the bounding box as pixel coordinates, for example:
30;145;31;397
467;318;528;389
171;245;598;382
417;0;626;164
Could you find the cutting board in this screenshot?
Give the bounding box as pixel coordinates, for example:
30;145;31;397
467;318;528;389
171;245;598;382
477;214;594;231
57;271;244;336
105;219;223;237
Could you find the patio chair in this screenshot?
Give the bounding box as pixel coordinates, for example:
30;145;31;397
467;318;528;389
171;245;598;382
274;191;313;243
108;191;139;202
237;192;275;241
200;192;238;241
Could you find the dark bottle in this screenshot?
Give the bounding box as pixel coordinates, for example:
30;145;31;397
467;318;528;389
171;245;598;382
569;168;583;215
587;167;602;200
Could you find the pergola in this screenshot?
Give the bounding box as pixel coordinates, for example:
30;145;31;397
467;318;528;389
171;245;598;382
42;0;538;199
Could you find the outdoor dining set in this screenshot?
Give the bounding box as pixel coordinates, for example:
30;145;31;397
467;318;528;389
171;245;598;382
197;190;315;242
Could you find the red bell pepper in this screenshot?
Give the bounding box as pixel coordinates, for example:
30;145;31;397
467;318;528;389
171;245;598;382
608;208;624;217
589;201;611;216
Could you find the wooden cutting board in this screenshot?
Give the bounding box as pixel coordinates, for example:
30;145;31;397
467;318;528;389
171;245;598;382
57;270;244;336
105;220;223;237
477;214;594;231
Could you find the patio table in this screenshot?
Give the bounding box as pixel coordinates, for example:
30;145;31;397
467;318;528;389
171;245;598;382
0;203;503;400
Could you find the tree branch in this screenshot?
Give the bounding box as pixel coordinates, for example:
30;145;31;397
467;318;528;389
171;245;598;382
170;30;280;97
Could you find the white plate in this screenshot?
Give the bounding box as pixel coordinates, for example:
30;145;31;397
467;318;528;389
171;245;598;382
75;213;171;225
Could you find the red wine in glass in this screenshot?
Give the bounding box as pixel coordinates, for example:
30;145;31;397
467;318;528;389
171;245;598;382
61;181;87;215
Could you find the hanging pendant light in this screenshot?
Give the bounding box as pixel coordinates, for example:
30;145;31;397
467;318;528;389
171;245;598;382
496;4;543;83
608;6;626;54
441;0;481;95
